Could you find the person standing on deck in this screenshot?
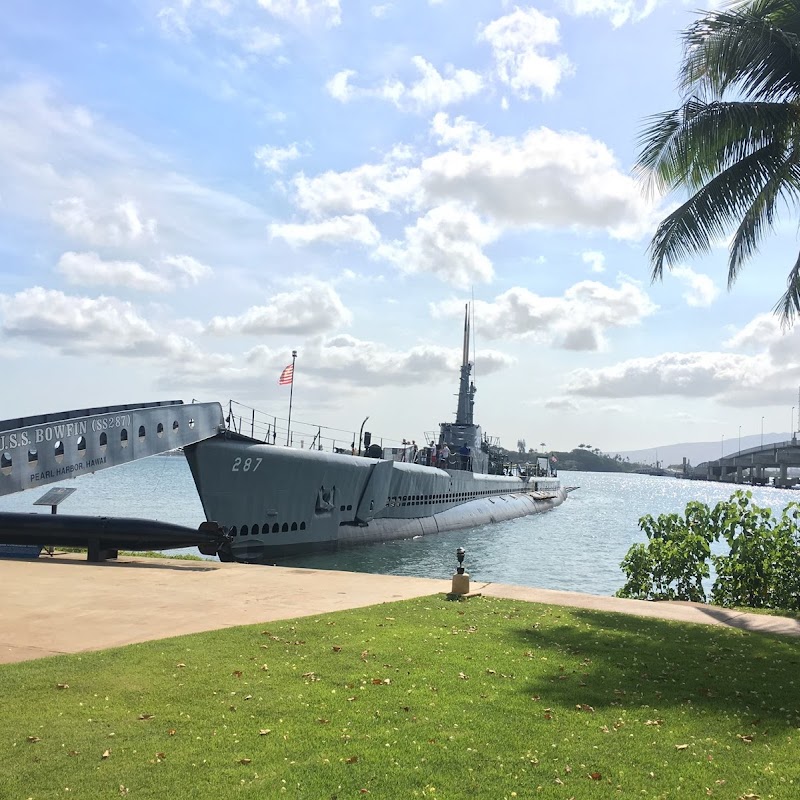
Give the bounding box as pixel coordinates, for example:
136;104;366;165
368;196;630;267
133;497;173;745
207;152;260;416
439;442;451;467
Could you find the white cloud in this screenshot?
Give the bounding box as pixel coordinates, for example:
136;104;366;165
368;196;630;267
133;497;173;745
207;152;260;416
724;312;800;368
257;0;341;26
270;214;381;246
480;7;573;99
326;70;356;101
157;2;283;56
51;197;158;246
560;0;661;28
670;265;720;308
370;3;392;17
0;287;199;359
56;252;213;292
564;351;772;399
160;254;214;285
326;57;483;112
273;333;514;388
440;277;657;350
289;116;655;242
423;115;655;238
254;142;302;173
57;252;170;292
376;203;498;287
581;250;606;273
292;146;421;216
206;279;352;336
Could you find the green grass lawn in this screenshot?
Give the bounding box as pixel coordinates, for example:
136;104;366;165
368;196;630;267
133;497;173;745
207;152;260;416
2;596;798;799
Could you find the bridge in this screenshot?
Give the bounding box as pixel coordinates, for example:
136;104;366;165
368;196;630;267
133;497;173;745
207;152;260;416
689;438;800;488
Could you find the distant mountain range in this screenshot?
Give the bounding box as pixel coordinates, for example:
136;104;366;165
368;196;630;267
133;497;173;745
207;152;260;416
613;433;793;468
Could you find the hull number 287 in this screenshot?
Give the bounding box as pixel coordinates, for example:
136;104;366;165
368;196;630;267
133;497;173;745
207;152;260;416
232;457;262;472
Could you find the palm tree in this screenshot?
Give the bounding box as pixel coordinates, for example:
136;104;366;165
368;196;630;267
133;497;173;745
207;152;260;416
638;0;800;323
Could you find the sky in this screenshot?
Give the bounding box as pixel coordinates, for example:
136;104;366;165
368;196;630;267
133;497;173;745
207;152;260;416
1;0;799;454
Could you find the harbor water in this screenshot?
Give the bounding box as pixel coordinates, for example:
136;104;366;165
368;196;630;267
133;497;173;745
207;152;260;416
0;456;796;597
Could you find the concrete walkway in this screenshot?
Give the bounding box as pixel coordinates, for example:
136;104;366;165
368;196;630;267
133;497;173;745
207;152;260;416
1;554;797;664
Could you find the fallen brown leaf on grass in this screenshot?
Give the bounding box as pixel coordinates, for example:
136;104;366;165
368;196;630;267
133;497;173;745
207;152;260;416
737;734;754;744
675;744;689;750
168;729;176;736
589;771;601;780
576;704;594;713
176;663;186;668
259;729;271;736
232;670;243;678
345;756;358;764
138;713;154;720
26;736;41;743
101;750;111;760
237;758;252;765
56;683;69;690
645;719;663;726
332;646;342;652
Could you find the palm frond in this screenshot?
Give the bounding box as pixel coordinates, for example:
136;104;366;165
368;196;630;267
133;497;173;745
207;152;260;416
727;159;800;286
649;143;790;279
637;99;800;194
774;249;800;326
681;0;800;102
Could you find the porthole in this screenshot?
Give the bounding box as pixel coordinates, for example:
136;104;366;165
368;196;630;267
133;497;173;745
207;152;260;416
157;423;164;438
77;436;86;455
281;523;288;532
138;425;146;441
252;524;259;535
172;420;180;431
54;440;65;463
346;504;352;511
120;428;129;448
99;432;108;450
272;523;279;533
230;526;238;537
241;524;249;536
27;448;38;464
291;522;298;531
300;522;306;530
1;451;11;475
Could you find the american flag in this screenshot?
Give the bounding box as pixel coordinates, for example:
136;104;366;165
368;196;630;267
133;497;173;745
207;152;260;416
278;363;294;386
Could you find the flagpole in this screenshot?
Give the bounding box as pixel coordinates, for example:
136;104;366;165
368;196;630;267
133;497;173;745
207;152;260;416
286;350;297;446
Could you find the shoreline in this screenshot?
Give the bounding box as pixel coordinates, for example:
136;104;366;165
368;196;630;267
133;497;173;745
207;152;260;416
1;553;798;665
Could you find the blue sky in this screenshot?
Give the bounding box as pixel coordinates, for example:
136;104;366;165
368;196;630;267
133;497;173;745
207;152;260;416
1;0;798;453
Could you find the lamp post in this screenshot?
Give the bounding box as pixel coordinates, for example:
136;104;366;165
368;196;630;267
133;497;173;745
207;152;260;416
721;433;724;459
761;416;764;449
792;407;796;439
738;425;741;455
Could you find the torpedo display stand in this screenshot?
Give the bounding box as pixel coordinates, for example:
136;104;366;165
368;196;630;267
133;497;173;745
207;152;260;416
446;547;481;600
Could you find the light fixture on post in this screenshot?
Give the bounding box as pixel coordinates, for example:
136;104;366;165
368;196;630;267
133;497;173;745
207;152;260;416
761;416;764;449
450;547;470;597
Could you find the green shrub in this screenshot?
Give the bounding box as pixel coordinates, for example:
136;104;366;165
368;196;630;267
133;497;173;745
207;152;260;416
617;490;800;611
